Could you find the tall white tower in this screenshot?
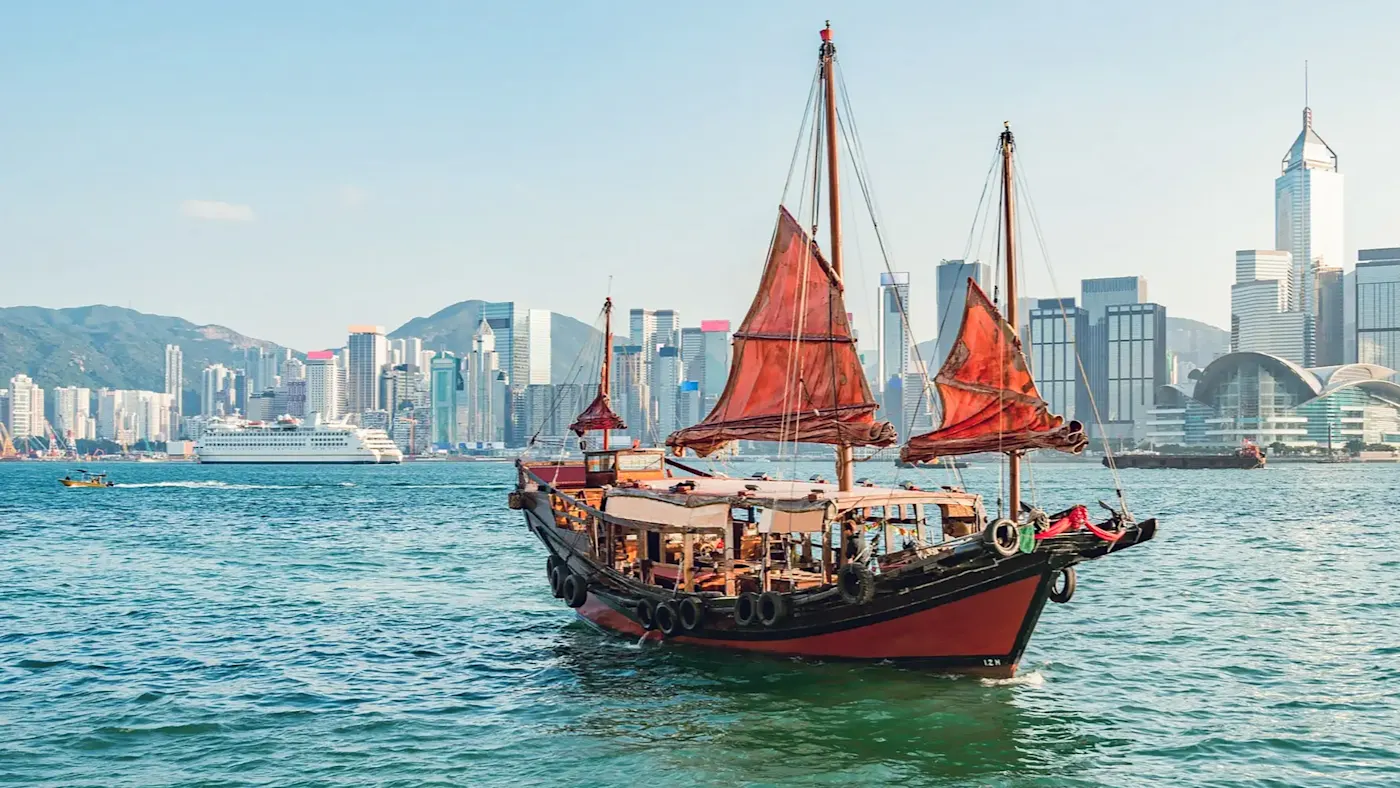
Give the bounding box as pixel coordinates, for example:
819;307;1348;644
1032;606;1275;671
1275;101;1343;367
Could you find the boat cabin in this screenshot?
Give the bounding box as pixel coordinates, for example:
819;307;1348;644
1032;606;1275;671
519;458;987;599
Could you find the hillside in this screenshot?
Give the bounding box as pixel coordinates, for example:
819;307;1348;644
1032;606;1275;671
0;305;290;413
390;301;625;384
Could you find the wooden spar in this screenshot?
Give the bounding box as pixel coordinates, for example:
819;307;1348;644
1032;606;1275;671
821;22;854;493
602;297;613;451
1000;123;1021;518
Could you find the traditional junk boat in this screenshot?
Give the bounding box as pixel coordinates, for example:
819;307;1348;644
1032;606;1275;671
511;24;1156;677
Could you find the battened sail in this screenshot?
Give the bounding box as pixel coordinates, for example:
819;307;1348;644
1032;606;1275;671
900;279;1086;463
667;207;895;457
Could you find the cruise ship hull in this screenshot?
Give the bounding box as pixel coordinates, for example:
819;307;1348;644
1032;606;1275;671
196;456;402;464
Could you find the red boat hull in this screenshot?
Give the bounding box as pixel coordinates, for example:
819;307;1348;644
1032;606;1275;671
574;574;1046;678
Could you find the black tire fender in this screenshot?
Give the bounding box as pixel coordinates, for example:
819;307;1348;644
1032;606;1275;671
734;592;760;627
548;564;567;599
655;601;680;636
1049;567;1076;604
985;518;1021;558
837;563;876;606
678;597;705;632
561;572;588;608
758;591;788;627
636;598;657;630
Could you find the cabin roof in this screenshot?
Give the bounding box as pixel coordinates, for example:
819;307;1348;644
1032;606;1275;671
622;477;979;512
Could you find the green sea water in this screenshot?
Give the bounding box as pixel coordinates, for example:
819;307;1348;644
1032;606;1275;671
2;459;1397;787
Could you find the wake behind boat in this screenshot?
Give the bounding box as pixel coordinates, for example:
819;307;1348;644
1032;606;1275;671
511;23;1156;677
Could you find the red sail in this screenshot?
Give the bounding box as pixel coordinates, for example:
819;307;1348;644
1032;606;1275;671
667;207;895;457
900;279;1086;462
569;391;625;436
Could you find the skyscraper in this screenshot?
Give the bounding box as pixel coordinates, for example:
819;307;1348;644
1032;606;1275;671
483;302;530;445
526;310;551;385
467;319;503;443
1356;248;1400;370
430;352;462;448
1080;276;1148;324
935;260;990;370
1028;298;1090;422
654;346;683;441
201;364;232;416
53;386;92;443
1105;303;1168;441
1314;264;1345;366
304;351;342;421
699;320;731;413
877;272;911;397
630;309;658;367
347;325;388;413
654;310;680;354
1275;105;1344;367
1231;250;1305;362
614;345;650;439
679;327;704;382
164;344;183;437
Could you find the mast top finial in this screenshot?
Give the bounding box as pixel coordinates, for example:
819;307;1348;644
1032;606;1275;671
821;21;832;42
1004;120;1010;130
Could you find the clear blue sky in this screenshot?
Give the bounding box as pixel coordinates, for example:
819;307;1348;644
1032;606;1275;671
4;1;1399;351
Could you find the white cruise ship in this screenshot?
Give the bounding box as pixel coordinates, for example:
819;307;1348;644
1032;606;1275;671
194;415;403;464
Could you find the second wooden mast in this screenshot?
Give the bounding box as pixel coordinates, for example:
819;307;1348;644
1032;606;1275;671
821;22;854;492
1000;123;1021;517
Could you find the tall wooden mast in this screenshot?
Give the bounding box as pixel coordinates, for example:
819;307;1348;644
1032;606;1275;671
1000;123;1021;517
821;22;854;492
601;297;613;451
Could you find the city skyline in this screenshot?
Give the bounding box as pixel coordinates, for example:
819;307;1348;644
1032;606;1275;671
7;5;1400;351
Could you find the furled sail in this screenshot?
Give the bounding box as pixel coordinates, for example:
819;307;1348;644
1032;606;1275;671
900;279;1086;463
569;391;625;436
667;207;896;457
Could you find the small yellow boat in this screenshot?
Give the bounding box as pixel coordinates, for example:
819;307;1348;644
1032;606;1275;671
59;470;114;488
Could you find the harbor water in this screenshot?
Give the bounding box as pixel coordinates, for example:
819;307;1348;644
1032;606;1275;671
2;460;1398;787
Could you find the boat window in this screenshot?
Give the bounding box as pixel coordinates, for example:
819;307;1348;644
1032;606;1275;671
617;453;663;473
585;454;615;473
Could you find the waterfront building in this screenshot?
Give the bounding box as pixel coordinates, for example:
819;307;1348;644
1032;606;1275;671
347;325;388;413
282;379;308;418
429;352;462;448
246;392;275;421
1356;248;1400;370
1315;264;1345;366
303;351;342;421
1028;298;1090;422
1104;303;1168;441
699;320;731;413
1150;352;1400;447
164;344;183;436
1231;250;1305;363
1275;105;1344;367
878;272;911;401
6;374;44;441
934;260;990;370
900;364;934;437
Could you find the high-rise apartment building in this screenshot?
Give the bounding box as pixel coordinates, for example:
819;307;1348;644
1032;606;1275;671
6;374;44;441
164;344;183;435
347;325;388;413
1356;248;1400;370
1275;106;1344;367
1231;250;1306;362
53;386;93;443
201;364;232;416
935;260;990;370
303;351;342;421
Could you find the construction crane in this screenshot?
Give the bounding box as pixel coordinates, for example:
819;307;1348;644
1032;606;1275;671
0;423;18;460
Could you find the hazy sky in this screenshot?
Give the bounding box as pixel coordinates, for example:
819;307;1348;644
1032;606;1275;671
5;1;1400;351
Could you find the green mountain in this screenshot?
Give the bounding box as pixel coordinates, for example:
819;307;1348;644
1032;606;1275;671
0;304;290;413
390;300;625;385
